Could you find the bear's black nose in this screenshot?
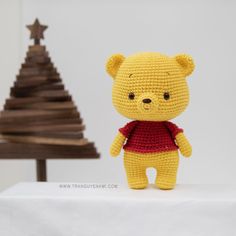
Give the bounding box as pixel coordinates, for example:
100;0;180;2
143;98;152;104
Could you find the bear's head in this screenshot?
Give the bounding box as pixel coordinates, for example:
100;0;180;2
106;52;194;121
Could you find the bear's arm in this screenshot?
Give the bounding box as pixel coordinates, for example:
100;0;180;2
175;132;192;157
110;132;126;157
165;121;192;157
110;121;138;157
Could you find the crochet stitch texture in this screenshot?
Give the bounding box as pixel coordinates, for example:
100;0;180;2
119;121;183;153
106;52;194;190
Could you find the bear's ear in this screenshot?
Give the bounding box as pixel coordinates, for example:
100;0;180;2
175;54;195;77
106;54;125;79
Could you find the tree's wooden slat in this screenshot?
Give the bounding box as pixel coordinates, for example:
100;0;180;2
19;69;57;77
27;50;48;57
6;101;76;111
25;56;51;64
30;90;69;99
14;76;61;88
0;109;76;118
21;62;54;69
28;45;46;52
7;131;84;140
10;83;64;98
0;134;88;146
17;75;60;81
0;123;84;133
5;97;47;106
0;110;79;124
0;117;82;127
0;142;99;159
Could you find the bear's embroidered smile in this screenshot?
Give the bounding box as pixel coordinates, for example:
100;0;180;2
137;92;158;114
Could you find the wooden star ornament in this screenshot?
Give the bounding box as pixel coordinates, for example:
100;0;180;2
27;18;48;45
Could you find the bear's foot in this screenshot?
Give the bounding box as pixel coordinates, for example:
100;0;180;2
128;178;148;189
155;176;176;190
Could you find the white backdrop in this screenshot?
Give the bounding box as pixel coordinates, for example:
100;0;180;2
0;0;236;190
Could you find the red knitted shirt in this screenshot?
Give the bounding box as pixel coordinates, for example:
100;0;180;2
119;121;183;153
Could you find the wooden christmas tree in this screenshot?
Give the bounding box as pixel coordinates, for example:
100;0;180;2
0;19;99;181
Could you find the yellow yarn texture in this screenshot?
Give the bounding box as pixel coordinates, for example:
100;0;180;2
107;52;194;190
124;151;179;190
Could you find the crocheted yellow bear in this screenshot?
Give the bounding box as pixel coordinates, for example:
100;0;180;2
106;52;194;190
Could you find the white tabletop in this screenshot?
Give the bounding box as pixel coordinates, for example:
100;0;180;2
0;183;236;236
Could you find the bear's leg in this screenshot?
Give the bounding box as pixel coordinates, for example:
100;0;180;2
155;151;179;190
124;151;148;189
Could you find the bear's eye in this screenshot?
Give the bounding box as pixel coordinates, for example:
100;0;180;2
128;92;135;100
163;92;170;100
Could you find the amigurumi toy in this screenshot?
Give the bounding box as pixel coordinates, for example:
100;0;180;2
106;52;195;190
